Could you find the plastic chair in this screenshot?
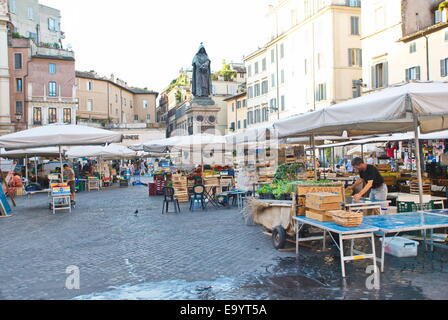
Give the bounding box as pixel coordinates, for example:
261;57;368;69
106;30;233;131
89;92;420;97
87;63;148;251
190;184;206;211
162;187;180;214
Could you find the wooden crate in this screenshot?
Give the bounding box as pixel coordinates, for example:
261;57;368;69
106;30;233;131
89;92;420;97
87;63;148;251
306;192;341;204
172;174;189;202
305;201;342;211
306;210;334;222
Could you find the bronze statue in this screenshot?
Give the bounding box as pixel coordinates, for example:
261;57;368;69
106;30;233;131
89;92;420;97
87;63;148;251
192;44;212;98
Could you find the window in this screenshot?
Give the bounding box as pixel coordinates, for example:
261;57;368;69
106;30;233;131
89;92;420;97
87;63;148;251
48;82;57;97
15;101;23;114
281;96;286;111
237;121;241;129
255;109;261;123
86;81;93;91
262;107;269;122
410;43;417;54
63;108;71;124
348;48;362;67
262;58;267;71
351;16;360;35
243;99;247;107
254;83;260;97
247;65;252;77
261;80;268;94
48;108;57;124
441;58;448;77
115;94;118;103
271;74;276;87
27;7;34;20
230;122;235;130
254;62;259;74
244;119;247;129
134;115;139;121
406;66;421;81
231;103;235;112
372;62;389;88
16;78;22;92
352;80;361;98
280;70;285;84
87;99;93;111
280;43;285;59
316;83;327;102
269;98;277;112
236;101;241;109
271;49;275;63
248;86;254;99
48;18;57;31
33;107;42;124
247;111;252;125
14;53;22;70
146;114;151;123
49;63;56;74
9;0;16;14
143;100;149;109
27;32;37;42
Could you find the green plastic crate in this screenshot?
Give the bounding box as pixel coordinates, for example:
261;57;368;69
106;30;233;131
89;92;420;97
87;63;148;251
397;200;435;213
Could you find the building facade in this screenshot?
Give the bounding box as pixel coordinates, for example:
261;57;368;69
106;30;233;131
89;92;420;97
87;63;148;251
8;37;77;130
244;0;363;129
8;0;64;47
76;71;158;126
0;0;12;134
361;0;448;92
225;92;248;133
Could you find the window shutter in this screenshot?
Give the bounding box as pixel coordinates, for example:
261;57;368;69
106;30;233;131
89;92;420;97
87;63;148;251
348;49;353;66
416;66;421;80
405;69;409;81
441;59;447;77
358;49;362;67
371;66;376;88
383;62;389;87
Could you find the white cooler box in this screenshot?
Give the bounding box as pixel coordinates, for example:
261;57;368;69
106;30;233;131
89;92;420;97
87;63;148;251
380;237;420;258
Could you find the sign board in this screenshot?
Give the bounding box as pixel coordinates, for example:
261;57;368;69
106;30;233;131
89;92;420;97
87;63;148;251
51;183;71;196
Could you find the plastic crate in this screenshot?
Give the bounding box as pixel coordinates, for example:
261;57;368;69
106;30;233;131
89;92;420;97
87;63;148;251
397;201;435;213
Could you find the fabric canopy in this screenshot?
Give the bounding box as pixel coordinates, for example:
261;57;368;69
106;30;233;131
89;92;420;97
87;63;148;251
66;144;136;159
317;129;448;149
346;144;384;156
274;82;448;138
0;147;67;159
142;134;227;153
0;124;123;150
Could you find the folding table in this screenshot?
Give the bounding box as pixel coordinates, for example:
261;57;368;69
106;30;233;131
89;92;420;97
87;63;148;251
363;212;448;272
294;216;380;278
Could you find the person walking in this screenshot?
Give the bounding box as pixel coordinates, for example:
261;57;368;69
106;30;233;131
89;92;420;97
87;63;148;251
63;164;76;206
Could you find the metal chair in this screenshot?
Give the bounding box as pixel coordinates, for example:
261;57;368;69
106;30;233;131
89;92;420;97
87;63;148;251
162;187;180;214
190;184;206;211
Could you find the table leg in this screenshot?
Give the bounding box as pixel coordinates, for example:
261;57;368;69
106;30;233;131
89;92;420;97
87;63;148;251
430;228;434;252
339;235;346;278
381;234;386;272
296;222;299;255
350;239;354;256
371;234;379;275
323;230;327;250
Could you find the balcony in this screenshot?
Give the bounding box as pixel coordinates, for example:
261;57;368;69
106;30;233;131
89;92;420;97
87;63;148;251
30;43;75;60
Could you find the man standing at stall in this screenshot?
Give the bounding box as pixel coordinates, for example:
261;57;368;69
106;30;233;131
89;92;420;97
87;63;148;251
63;164;76;206
347;157;387;202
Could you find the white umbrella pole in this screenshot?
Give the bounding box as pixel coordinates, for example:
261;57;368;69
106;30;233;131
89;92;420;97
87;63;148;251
413;116;424;210
311;134;317;180
361;144;364;162
59;146;64;183
35;156;38;182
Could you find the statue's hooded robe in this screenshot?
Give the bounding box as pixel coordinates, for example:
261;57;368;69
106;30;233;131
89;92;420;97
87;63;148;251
192;45;212;98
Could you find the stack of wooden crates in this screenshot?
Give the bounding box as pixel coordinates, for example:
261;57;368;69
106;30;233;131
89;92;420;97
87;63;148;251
172;174;189;203
305;192;342;222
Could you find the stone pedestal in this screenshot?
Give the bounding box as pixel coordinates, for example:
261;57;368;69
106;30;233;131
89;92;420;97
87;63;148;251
187;97;220;135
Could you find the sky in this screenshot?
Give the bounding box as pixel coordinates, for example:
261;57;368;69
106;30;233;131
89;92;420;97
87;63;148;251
40;0;272;93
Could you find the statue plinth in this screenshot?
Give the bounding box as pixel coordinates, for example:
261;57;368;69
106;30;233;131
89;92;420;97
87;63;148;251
191;96;215;106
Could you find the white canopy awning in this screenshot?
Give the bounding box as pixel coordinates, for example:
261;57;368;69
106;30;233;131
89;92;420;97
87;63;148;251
66;144;136;160
274;82;448;138
346;144;384;156
0;124;123;150
142;134;227;152
0;147;68;159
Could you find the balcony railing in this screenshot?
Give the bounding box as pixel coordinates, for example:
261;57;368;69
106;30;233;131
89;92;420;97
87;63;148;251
30;45;75;59
28;96;79;103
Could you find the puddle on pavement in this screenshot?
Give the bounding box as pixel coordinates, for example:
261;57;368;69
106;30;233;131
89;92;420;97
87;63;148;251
74;253;428;300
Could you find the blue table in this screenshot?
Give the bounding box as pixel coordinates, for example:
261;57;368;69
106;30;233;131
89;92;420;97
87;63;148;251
364;212;448;272
294;217;380;278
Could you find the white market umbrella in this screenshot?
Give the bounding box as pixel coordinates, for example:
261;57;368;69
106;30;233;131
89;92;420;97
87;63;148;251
66;144;136;160
0;125;122;182
346;144;384;156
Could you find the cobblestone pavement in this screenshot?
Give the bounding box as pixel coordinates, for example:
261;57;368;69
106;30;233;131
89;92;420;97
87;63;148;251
1;182;448;300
